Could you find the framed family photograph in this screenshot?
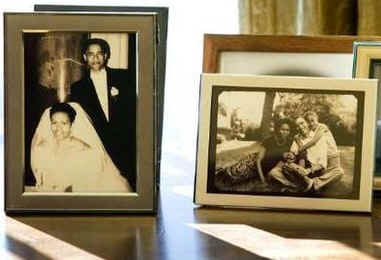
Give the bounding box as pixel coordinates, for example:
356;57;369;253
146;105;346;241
203;34;381;77
194;74;377;212
4;12;161;213
353;41;381;190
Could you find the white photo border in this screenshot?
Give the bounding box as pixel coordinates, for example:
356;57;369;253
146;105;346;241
194;74;377;212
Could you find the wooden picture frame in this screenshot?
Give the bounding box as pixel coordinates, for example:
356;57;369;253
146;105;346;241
353;41;381;190
194;74;377;212
203;34;381;77
4;12;161;213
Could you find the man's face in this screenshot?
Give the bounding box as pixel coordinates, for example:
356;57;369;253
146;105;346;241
295;117;309;136
83;44;107;71
306;114;319;131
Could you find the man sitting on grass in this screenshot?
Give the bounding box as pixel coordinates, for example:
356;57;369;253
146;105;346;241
269;116;343;193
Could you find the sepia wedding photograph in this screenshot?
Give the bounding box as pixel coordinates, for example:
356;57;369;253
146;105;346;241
5;12;161;212
195;74;376;212
24;31;137;193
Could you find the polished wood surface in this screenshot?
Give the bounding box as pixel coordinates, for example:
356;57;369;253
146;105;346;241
4;172;381;259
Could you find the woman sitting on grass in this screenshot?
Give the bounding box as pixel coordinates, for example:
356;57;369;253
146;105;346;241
215;118;294;191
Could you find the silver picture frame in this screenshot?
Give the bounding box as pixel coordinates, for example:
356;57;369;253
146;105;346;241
4;12;161;213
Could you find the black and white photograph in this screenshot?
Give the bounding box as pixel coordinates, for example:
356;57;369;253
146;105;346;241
210;90;358;199
24;32;137;193
5;13;160;212
195;74;376;212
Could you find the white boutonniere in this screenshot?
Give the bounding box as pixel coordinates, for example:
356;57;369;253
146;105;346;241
110;86;119;97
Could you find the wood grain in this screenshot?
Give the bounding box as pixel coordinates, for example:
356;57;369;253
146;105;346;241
203;34;381;73
4;189;381;259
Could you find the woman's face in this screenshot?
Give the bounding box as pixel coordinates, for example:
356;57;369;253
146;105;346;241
51;112;72;141
279;123;290;139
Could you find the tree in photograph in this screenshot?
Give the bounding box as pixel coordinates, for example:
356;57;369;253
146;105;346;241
273;93;357;145
259;92;276;140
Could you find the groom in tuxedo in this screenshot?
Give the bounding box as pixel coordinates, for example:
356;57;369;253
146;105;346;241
70;38;136;191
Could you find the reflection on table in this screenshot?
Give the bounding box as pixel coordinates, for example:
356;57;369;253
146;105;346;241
4;183;381;259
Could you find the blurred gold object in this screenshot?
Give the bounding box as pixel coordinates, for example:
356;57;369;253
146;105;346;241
239;0;356;35
358;0;381;35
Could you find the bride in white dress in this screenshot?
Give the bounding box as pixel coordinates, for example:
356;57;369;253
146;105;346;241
31;102;132;192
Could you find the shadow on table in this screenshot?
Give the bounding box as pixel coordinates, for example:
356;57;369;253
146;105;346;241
4;191;270;260
6;213;158;259
6;185;379;260
5;234;53;260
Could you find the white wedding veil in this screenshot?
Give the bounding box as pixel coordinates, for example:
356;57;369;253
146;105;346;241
32;102;104;155
31;102;131;192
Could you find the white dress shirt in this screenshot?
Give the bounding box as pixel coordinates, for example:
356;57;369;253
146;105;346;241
313;123;338;157
90;69;109;121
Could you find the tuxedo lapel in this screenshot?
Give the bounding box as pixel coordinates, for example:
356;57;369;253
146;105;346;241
85;73;109;125
106;68;115;122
